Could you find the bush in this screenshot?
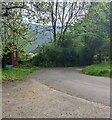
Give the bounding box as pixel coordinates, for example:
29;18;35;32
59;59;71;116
32;44;78;67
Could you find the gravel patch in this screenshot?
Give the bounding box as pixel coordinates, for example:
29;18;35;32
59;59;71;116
2;79;110;118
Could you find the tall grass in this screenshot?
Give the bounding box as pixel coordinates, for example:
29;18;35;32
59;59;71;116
82;63;111;77
2;67;39;81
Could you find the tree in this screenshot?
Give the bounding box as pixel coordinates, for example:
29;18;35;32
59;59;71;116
68;2;110;64
0;2;36;57
0;2;41;65
51;2;89;45
0;2;25;17
24;1;89;46
110;1;112;62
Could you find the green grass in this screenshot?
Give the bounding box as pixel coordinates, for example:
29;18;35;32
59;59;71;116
2;67;39;81
82;63;111;78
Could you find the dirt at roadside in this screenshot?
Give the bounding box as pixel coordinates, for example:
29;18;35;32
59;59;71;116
2;78;110;118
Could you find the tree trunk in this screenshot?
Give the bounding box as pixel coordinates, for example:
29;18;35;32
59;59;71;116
16;48;19;67
11;50;14;65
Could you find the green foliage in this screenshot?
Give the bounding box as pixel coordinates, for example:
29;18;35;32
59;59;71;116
68;2;110;65
1;2;36;61
1;19;36;55
32;2;110;67
2;67;39;81
1;2;110;68
32;43;78;67
19;48;36;62
82;63;111;77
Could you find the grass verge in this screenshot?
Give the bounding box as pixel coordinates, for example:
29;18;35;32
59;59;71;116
82;63;111;78
2;67;39;81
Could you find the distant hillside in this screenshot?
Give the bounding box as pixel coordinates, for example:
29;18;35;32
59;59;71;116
25;23;61;52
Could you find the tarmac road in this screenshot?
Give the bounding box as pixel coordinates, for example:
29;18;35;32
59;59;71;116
30;67;110;106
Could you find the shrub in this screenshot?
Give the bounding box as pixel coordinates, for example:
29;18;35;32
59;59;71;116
32;44;78;67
